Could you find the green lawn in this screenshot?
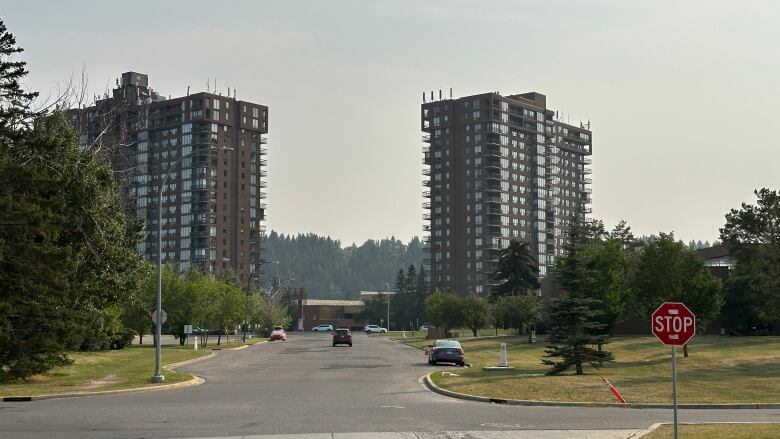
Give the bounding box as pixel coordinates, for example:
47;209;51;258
408;335;780;404
0;345;211;397
642;423;780;438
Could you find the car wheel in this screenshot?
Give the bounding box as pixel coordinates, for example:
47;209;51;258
348;343;352;347
431;360;437;365
459;361;465;367
332;343;336;347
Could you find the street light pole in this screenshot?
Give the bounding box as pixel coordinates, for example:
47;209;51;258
151;146;232;384
151;178;164;383
385;282;390;331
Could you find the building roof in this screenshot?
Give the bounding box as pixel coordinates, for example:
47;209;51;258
301;299;364;307
697;245;729;260
360;291;397;296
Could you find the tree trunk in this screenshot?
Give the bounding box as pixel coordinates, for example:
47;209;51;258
598;343;603;367
179;334;186;346
471;327;478;337
217;329;222;345
139;333;143;345
576;361;583;375
683;343;689;357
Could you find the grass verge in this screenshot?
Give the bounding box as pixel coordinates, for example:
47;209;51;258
0;345;211;397
642;423;780;438
415;335;780;404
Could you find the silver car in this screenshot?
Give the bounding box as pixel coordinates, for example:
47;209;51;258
428;339;465;366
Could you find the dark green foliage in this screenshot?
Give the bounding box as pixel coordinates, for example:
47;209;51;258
542;295;614;375
461;293;491;337
0;112;147;380
425;292;465;335
720;188;780;333
632;233;723;331
389;264;430;330
491;294;540;336
554;220;636;336
491;240;539;299
0;19;38;143
262;232;424;297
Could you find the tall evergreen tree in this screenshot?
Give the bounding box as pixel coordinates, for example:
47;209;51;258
542;295;614;375
491;240;540;299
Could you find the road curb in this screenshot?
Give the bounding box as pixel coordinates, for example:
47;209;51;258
1;352;217;402
422;372;780;409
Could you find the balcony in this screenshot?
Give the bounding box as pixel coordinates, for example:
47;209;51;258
423;213;431;221
484;158;501;169
483;170;501;181
584;207;593;214
422;134;431;143
582;187;592;194
422;190;431;198
577;156;592;165
422;224;431;231
259;147;268;155
578;177;592;184
422;180;431;187
581;195;592;203
481;144;502;157
260;137;268;144
259;191;267;199
422;201;431;209
581;167;592;175
422;168;431;176
484;195;502;204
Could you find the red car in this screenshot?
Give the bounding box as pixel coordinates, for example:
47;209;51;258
332;328;352;347
269;326;287;341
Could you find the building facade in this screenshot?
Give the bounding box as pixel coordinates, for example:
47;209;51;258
421;91;592;295
69;72;268;286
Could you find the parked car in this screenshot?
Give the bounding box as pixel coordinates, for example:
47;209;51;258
419;324;435;331
428;339;465;366
312;324;334;332
269;326;287;341
332;328;352;347
364;324;387;334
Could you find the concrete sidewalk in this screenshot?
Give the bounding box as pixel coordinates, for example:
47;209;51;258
171;430;642;439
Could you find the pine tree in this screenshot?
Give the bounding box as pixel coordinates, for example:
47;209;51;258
0;19;38;143
491;240;540;299
542;295;614;375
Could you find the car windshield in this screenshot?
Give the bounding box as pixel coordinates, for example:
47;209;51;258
273;326;284;331
435;341;461;348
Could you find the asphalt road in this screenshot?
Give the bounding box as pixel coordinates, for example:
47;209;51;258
1;333;780;438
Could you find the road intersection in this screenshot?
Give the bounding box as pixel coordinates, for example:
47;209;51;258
1;333;778;438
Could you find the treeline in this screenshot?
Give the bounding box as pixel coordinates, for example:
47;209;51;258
262;232;424;297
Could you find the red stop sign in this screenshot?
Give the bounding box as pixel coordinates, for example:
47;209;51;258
652;302;696;346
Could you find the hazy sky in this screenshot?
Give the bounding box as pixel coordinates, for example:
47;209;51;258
4;1;778;246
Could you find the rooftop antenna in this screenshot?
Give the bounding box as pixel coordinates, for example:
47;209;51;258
214;78;217;94
423;91;426;103
206;77;210;93
233;89;236;99
430;90;433;101
227;86;230;97
186;86;190;96
116;78;119;86
450;88;452;99
439;89;442;100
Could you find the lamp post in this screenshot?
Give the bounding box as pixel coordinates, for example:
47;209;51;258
385;282;390;330
151;145;232;384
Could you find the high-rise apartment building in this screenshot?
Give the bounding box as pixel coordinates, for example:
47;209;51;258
69;72;268;286
421;91;592;296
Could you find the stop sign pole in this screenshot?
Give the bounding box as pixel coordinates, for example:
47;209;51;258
652;302;696;439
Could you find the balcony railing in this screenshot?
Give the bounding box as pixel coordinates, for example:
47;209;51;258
423;213;431;220
422;180;431;187
422;168;431;176
578;156;592;164
579;177;592;184
422;224;431;231
422;190;431;198
582;187;592;194
422;201;431;209
422;134;431;143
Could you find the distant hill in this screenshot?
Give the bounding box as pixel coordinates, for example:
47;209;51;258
260;232;425;299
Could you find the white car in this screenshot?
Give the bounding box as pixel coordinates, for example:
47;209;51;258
312;324;334;332
364;325;387;334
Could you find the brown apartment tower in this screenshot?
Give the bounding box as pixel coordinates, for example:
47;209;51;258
69;72;268;286
421;91;592;296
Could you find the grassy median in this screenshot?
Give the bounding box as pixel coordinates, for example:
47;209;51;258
408;335;780;404
0;345;212;397
642;423;780;438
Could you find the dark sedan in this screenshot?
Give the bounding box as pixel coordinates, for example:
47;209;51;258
428;339;464;366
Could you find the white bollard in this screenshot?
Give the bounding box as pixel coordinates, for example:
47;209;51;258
499;343;508;367
194;335;198;351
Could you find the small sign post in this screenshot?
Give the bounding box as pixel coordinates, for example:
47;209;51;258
652;302;696;439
